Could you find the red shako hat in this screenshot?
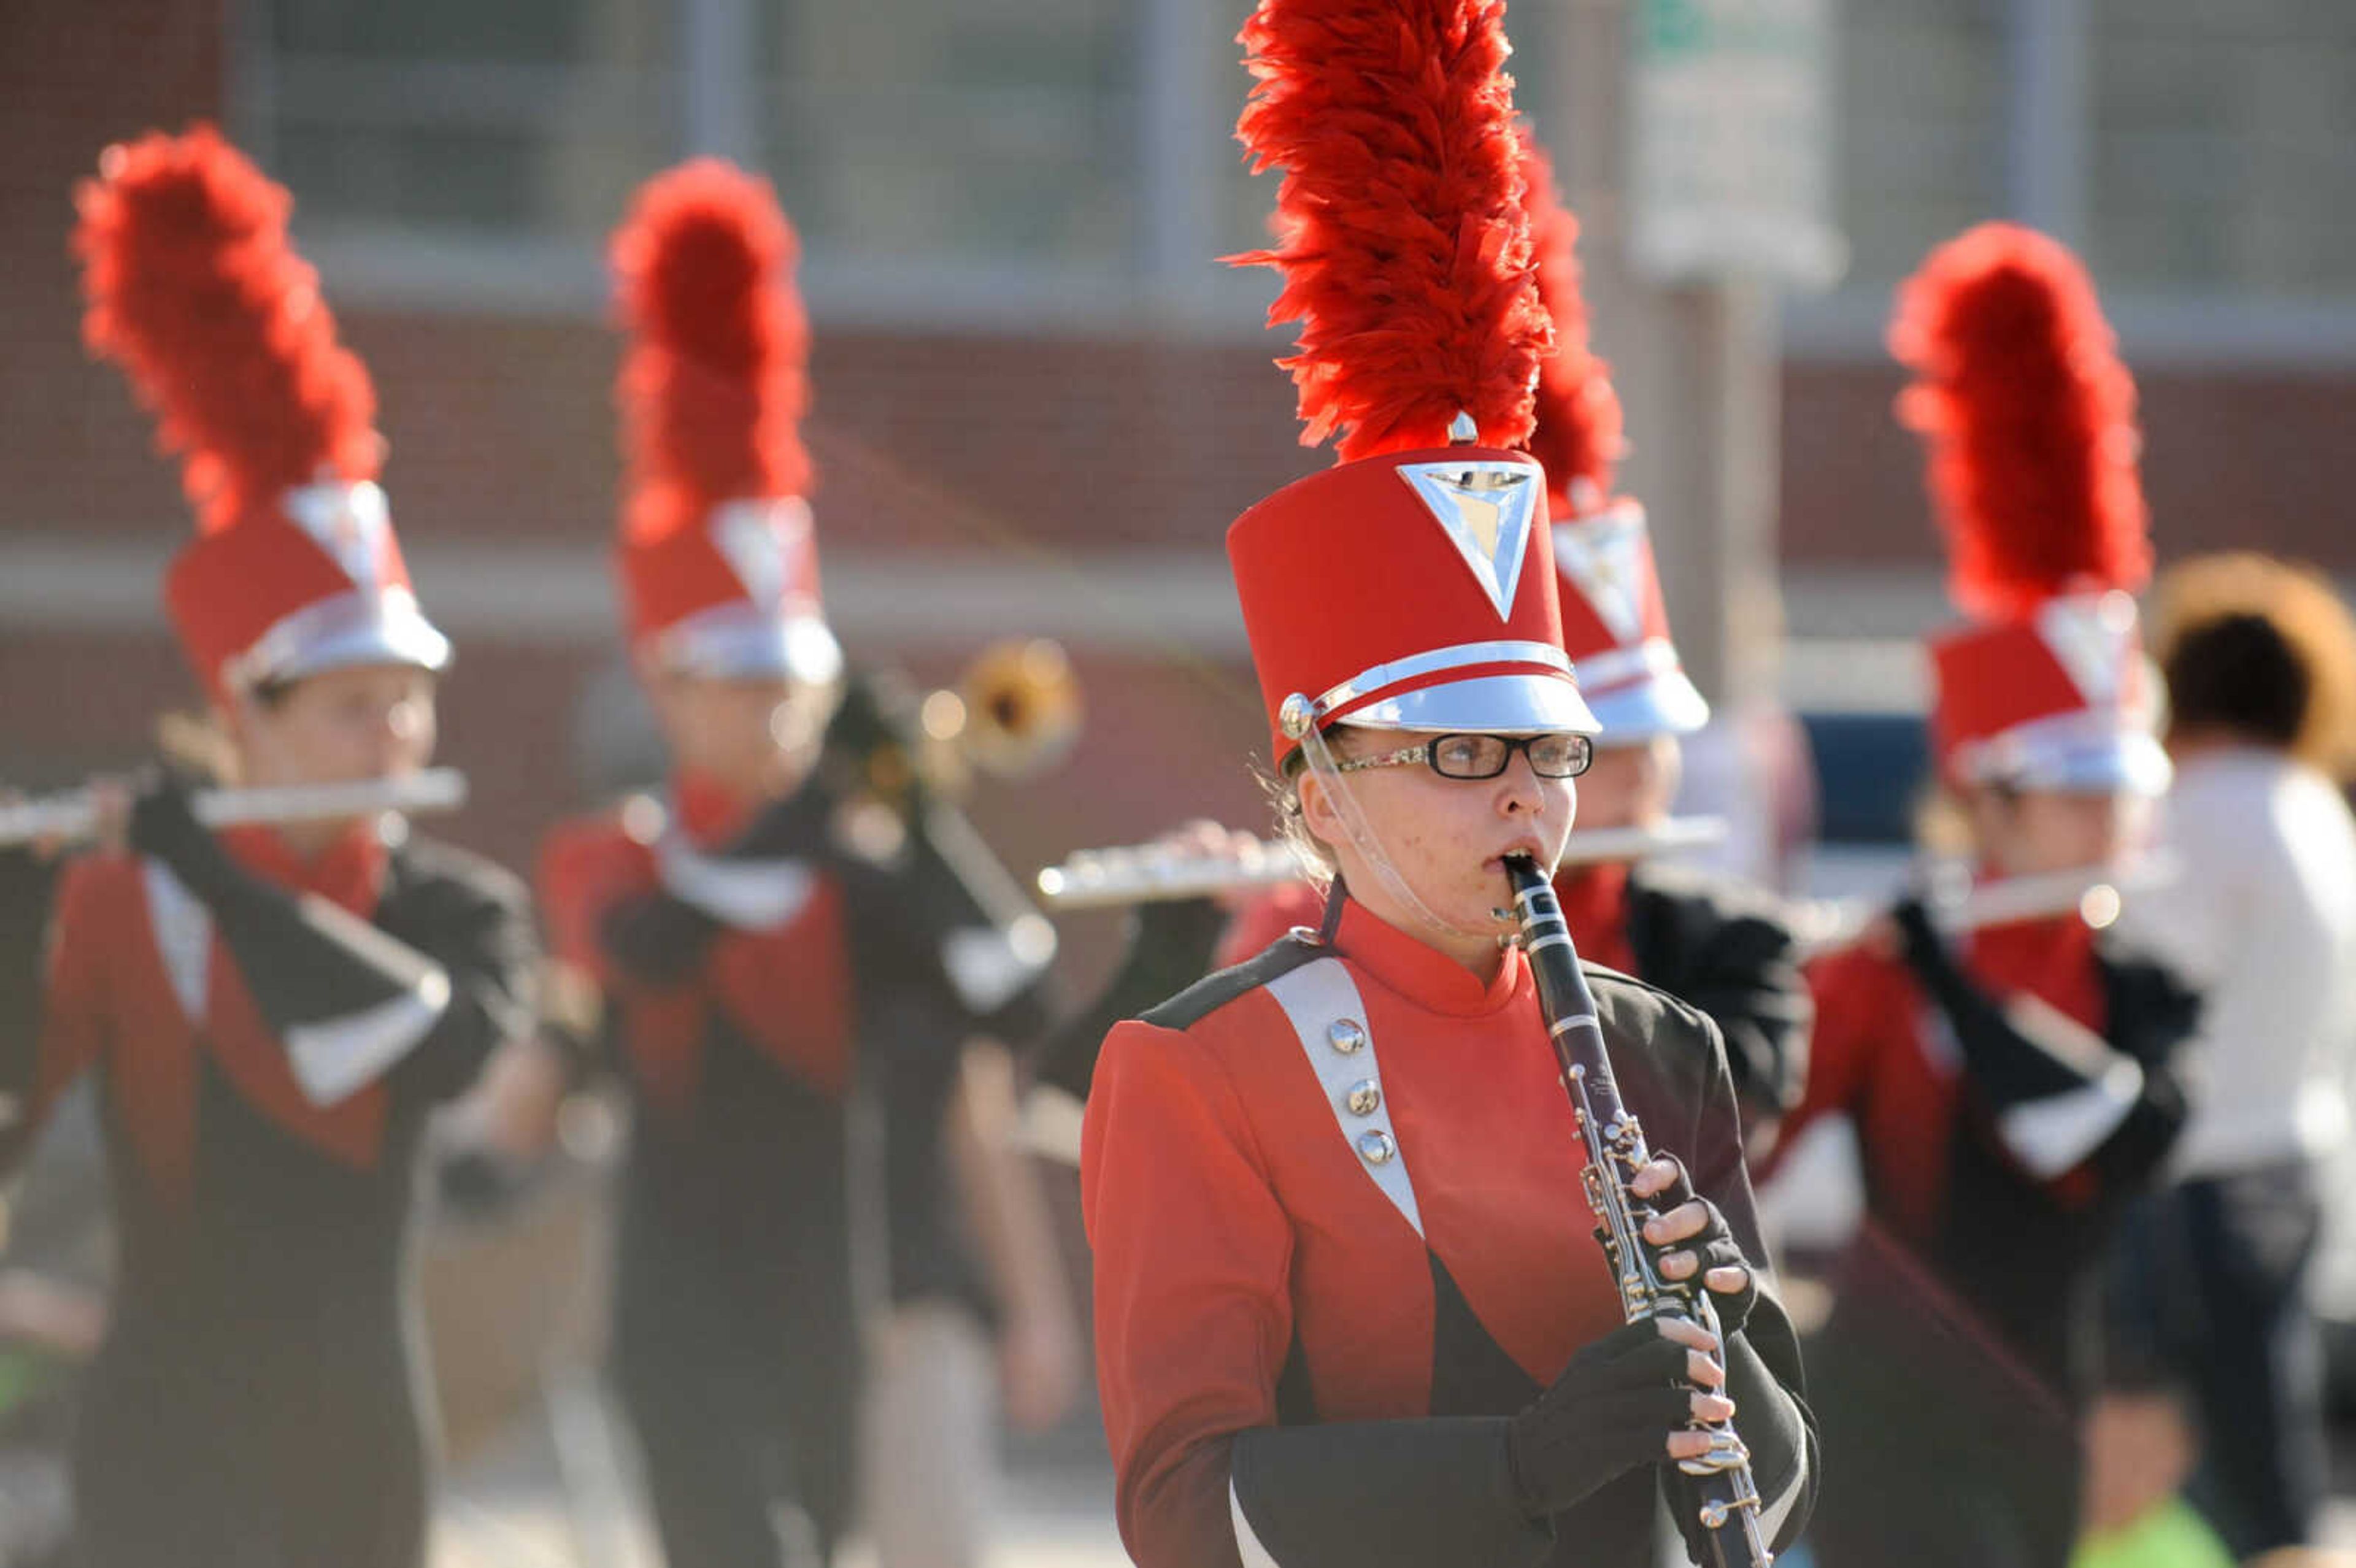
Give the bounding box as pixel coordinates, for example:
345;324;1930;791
1225;0;1596;764
1519;129;1705;742
1892;221;2166;796
76;125;448;702
611;159;839;685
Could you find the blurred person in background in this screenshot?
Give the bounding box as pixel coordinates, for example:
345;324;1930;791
0;128;535;1568
2105;551;2356;1560
0;1082;108;1568
1083;4;1815;1562
1188;130;1811;1153
1772;225;2199;1568
529;161;1075;1568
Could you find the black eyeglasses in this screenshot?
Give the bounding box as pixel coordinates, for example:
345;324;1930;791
1333;732;1595;780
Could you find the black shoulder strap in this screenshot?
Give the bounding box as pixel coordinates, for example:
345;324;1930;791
1141;932;1326;1032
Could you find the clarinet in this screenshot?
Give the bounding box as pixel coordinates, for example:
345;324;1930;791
1503;855;1773;1568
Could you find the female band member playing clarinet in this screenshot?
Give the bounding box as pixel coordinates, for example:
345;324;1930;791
0;129;534;1568
1079;4;1815;1564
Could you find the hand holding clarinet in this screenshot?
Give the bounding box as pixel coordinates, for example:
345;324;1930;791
1503;855;1776;1567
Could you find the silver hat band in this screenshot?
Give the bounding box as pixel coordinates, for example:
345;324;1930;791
1284;640;1576;739
1568;638;1682;696
222;586;452;694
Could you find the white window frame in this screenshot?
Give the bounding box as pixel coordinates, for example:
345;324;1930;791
1783;0;2356;369
228;0;1279;337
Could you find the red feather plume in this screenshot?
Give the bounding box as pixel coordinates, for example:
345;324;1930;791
75;124;380;536
1889;221;2149;620
1517;126;1622;507
1233;0;1552;461
612;159;809;544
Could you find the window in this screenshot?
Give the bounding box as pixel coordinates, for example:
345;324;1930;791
1831;0;2008;291
760;0;1140;273
250;0;674;244
2090;0;2356;300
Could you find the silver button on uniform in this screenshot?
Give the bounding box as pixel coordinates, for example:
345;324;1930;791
1357;1131;1396;1165
1327;1019;1366;1055
1345;1079;1381;1116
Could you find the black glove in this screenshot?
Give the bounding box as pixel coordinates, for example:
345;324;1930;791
126;767;236;896
598;890;719;987
1638;1153;1760;1340
1506;1321;1698;1518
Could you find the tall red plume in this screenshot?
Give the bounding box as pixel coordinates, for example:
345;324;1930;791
1517;126;1622;505
1889;221;2149;620
1233;0;1551;461
612;159;809;544
75;125;380;536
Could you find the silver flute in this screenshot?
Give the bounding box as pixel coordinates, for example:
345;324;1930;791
1503;855;1773;1567
0;769;468;848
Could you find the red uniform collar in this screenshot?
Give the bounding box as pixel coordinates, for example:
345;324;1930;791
217;820;387;914
1329;896;1529;1019
1553;862;1630;946
670;769;755;848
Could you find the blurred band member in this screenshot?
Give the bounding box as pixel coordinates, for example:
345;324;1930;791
2108;552;2356;1558
534;163;1073;1568
0;128;534;1568
1771;225;2198;1568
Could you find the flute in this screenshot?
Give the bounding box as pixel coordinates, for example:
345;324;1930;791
0;769;468;848
1790;853;2179;957
1036;817;1728;910
1503;855;1774;1567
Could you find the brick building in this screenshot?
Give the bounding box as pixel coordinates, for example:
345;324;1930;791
4;1;2354;980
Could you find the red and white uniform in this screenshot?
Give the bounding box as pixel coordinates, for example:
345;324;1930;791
1087;899;1809;1567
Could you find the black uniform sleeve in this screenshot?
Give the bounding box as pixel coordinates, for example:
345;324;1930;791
1229;1419;1554;1567
1625;866;1811;1124
837;823;1041;1316
1031;896;1230;1101
0;847;63;1169
1895;898;2188;1187
374;842;539;1104
129;780;533;1107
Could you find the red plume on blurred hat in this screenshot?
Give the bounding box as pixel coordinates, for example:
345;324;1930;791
1891;221;2166;796
1223;0;1595;762
1519;126;1706;743
75;124;447;701
610;158;839;685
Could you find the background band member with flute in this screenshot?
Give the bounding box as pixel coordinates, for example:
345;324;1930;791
1079;4;1814;1563
530;163;1075;1568
1766;225;2199;1568
0;128;535;1568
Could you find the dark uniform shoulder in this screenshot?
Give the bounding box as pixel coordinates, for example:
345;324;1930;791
1626;859;1796;934
389;834;530;913
1141;932;1326;1032
1580;959;1722;1045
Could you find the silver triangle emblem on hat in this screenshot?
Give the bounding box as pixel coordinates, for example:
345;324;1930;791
2036;591;2138;705
284;480;392;591
1553;510;1650;645
1397;459;1541;621
711;496;812;607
